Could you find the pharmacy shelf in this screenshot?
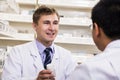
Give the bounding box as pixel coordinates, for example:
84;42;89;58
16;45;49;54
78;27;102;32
0;32;94;45
0;31;15;38
0;31;34;41
15;0;98;10
55;36;94;45
0;13;32;23
0;36;32;42
0;13;92;27
0;37;94;45
0;0;98;55
0;36;94;45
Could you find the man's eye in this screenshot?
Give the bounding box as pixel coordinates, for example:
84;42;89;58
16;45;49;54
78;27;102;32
44;22;50;24
53;21;58;25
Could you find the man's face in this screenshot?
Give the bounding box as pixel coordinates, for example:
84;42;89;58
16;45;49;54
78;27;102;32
34;13;59;45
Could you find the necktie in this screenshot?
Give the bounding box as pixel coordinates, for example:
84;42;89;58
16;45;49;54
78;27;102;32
44;48;52;69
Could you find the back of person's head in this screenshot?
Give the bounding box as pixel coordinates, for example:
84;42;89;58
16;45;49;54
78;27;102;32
91;0;120;40
33;5;60;24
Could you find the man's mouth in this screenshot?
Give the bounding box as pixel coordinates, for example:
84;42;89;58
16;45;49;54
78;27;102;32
46;33;55;36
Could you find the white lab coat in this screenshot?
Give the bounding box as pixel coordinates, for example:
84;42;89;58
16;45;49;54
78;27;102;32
67;40;120;80
2;40;76;80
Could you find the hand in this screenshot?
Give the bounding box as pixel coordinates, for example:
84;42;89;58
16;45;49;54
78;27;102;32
36;69;55;80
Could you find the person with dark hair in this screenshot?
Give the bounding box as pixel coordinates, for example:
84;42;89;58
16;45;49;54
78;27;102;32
67;0;120;80
1;5;76;80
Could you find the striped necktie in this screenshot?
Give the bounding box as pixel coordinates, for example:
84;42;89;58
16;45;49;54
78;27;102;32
44;48;52;69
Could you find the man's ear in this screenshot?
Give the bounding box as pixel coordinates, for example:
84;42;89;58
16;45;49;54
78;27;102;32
32;23;37;30
94;23;101;37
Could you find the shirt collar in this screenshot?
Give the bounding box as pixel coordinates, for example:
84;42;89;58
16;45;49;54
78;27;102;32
35;40;54;54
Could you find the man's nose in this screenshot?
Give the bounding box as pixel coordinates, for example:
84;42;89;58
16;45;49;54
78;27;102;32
49;23;55;30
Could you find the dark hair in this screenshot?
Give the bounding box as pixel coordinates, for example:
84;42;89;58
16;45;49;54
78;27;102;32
33;5;60;24
91;0;120;39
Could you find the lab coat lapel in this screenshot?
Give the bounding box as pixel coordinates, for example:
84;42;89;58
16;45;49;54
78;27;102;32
29;41;44;72
52;45;59;66
52;45;60;79
52;50;59;66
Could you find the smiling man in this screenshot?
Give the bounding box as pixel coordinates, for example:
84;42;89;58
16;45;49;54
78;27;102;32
2;5;77;80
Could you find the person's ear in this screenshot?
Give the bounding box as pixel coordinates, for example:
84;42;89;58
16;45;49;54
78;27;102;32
32;23;37;38
94;23;100;37
32;23;37;30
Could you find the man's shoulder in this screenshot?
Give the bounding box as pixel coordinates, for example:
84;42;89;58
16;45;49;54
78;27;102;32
83;52;107;66
13;41;35;49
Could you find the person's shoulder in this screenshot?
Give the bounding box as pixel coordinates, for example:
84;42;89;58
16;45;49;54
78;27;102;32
83;51;107;66
8;41;36;56
13;41;35;49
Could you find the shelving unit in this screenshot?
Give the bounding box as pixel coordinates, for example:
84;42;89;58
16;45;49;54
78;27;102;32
0;31;94;47
0;0;100;62
16;0;96;9
0;13;91;26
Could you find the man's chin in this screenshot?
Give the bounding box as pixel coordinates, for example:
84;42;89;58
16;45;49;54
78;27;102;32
47;39;54;42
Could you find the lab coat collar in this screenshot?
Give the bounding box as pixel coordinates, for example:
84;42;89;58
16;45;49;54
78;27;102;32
105;40;120;49
28;41;44;71
53;45;59;60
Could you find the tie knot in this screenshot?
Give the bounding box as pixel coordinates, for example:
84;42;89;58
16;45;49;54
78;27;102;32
44;48;52;54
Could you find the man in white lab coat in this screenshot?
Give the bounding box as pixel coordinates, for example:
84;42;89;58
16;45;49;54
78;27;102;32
67;0;120;80
1;5;76;80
